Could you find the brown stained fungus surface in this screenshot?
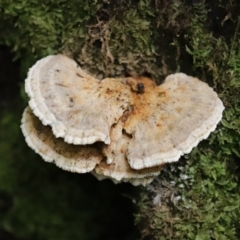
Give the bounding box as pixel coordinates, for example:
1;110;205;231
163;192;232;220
22;54;224;186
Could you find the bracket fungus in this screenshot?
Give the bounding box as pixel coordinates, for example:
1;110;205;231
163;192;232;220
21;54;224;186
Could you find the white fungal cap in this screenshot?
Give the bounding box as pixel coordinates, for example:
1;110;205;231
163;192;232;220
21;107;103;173
94;119;163;182
92;172;155;187
124;73;224;170
22;54;225;186
25;54;132;145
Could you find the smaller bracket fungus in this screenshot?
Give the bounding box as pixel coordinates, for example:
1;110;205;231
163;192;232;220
21;107;103;173
21;54;224;186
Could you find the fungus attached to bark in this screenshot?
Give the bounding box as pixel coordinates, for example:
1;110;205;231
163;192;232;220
22;54;224;186
124;73;224;170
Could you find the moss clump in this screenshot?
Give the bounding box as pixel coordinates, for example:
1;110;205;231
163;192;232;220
1;0;240;239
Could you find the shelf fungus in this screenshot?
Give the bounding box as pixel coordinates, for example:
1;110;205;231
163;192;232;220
21;54;224;186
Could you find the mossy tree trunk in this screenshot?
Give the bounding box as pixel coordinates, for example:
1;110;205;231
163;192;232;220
1;0;240;239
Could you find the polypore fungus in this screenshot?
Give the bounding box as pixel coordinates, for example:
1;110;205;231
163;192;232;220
21;107;103;173
25;55;132;145
21;54;224;186
94;118;163;182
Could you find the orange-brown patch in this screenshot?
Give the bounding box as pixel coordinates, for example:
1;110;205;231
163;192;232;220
121;76;158;130
176;107;182;113
106;88;113;94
